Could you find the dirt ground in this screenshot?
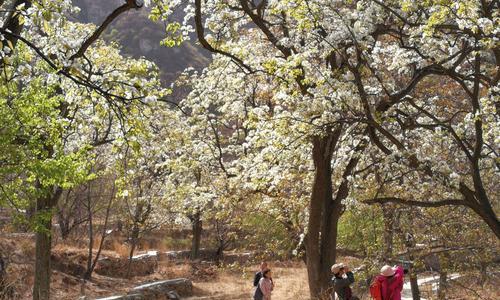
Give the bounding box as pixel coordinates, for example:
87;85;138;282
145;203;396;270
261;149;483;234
1;234;498;300
189;263;310;299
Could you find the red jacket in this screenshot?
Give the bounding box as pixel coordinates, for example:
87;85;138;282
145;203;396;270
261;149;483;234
374;266;404;300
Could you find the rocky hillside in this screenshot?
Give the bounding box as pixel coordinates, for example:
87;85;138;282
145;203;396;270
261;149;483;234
73;0;211;83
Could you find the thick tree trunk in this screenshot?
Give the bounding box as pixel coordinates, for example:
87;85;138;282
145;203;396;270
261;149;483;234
33;220;51;300
305;132;342;299
33;188;61;300
190;213;202;260
305;129;366;299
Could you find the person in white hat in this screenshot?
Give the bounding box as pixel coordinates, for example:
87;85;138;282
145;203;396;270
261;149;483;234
330;262;356;300
370;265;404;300
380;265;396;277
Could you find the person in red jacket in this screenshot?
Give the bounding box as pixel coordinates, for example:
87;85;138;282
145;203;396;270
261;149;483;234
371;265;404;300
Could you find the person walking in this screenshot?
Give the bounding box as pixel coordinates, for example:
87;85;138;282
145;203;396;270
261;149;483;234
253;261;268;287
331;263;356;300
258;269;274;300
370;265;404;300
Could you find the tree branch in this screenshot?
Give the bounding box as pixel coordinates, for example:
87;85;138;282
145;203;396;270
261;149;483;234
0;0;31;64
194;0;252;72
364;197;465;207
70;0;142;60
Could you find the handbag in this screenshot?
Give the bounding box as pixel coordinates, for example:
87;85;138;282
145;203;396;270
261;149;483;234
253;284;264;300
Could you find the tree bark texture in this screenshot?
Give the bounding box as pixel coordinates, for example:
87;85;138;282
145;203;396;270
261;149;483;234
33;187;61;300
305;131;342;299
190;212;202;260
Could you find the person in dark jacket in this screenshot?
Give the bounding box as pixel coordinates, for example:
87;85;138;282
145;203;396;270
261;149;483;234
253;261;268;287
331;263;355;300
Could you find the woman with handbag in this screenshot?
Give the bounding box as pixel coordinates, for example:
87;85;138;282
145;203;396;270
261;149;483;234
254;269;273;300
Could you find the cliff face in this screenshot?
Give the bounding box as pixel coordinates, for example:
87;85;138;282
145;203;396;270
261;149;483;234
72;0;210;83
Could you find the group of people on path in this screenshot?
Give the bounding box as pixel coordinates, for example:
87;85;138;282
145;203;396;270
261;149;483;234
252;261;405;300
331;262;405;300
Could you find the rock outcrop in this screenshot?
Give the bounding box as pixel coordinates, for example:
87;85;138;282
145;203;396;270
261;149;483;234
94;278;191;300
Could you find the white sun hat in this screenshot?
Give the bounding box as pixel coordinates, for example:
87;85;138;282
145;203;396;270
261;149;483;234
331;263;345;274
380;265;396;276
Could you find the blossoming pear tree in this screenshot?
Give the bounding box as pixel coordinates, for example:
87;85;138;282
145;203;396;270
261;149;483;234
149;0;498;296
0;1;170;299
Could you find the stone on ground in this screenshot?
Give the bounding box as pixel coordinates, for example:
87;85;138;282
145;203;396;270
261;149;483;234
129;278;193;298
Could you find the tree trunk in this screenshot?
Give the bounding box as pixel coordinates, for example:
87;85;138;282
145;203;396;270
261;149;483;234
409;270;420;300
214;219;226;265
84;182;114;280
215;243;224;264
190;212;202;260
57;211;71;240
436;252;448;299
437;269;447;299
305;132;341;299
305;129;366;299
126;199;145;278
0;254;5;293
33;219;51;300
56;189;77;240
126;224;139;279
84;184;93;280
406;248;420;300
32;188;61;300
381;205;395;260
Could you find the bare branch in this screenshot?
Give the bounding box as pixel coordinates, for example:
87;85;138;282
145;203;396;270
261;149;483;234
70;0;142;60
364;197;465;207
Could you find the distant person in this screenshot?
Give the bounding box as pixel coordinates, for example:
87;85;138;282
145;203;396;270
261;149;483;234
253;261;268;287
370;265;405;300
331;263;357;300
258;269;274;300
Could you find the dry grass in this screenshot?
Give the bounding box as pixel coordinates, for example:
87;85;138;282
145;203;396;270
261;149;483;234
2;234;498;300
110;239;131;258
270;266;311;299
189;263;500;300
191;263;311;299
